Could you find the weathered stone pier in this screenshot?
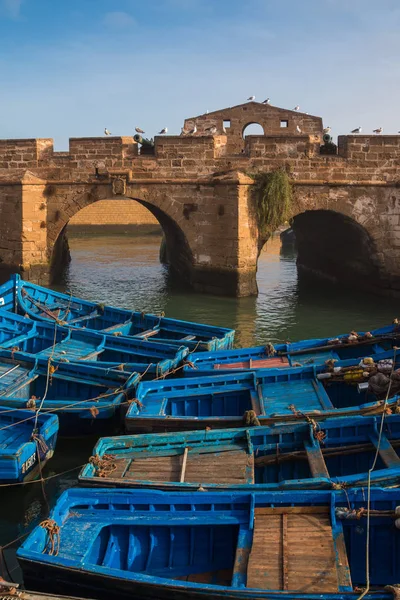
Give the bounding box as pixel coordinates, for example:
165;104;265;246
0;102;399;296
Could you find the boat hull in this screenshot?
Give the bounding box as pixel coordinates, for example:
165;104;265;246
18;559;392;600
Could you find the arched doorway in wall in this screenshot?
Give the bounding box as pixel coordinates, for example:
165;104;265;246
242;123;265;138
49;197;193;310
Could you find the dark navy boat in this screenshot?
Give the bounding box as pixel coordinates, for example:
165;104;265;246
125;356;400;432
17;487;400;599
0;274;234;351
184;321;400;374
80;414;400;491
0;309;188;377
0;356;139;435
0;406;58;483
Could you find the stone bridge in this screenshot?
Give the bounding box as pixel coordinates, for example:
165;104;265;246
0;101;399;297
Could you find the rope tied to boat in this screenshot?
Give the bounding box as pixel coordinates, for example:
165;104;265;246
336;507;367;520
288;405;326;442
0;588;25;600
385;585;400;599
265;343;275;357
26;396;36;410
128;398;144;410
243;410;260;427
40;519;60;556
31;433;49;456
89;454;117;478
183;360;196;369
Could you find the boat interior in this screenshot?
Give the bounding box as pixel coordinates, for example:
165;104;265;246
83;416;400;488
23;489;400;593
131;368;395;421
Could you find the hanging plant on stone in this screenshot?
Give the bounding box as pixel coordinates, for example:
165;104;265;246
251;169;293;239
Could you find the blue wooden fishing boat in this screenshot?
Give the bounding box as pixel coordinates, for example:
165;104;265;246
80;414;400;491
0;356;139;435
0;407;58;483
0;309;188;377
17;487;400;599
184;321;400;374
0;274;235;351
125;356;400;432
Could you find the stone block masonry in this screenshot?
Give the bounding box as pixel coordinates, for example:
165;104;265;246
0;100;399;296
69;199;159;227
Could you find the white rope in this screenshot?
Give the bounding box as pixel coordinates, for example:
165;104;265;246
356;346;397;599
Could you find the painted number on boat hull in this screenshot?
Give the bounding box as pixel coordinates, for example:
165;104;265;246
22;453;36;474
0;298;4;306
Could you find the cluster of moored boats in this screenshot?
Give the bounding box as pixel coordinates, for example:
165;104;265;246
1;274;400;599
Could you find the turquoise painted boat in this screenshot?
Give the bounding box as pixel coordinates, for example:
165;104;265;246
0;356;139;435
184;321;400;375
125;356;400;432
0;406;58;483
17;487;400;599
80;414;400;491
0;274;235;351
0;308;188;377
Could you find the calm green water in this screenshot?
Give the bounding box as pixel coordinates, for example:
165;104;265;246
1;229;400;583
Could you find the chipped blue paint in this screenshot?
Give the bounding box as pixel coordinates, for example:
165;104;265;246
0;274;235;351
17;487;399;599
80;414;400;490
0;406;58;482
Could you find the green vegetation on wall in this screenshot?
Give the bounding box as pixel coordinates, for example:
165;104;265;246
251;169;292;236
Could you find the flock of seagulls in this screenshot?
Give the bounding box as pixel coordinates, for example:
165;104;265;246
103;97;397;137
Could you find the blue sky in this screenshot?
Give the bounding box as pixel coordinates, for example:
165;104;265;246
0;0;399;148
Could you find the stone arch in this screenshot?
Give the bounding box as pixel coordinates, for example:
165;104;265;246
47;184;196;286
242;122;265;138
290;209;387;292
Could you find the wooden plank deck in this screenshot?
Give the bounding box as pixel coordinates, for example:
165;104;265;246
109;448;254;484
247;507;351;592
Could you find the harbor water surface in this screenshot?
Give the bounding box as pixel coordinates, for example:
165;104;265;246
1;228;400;582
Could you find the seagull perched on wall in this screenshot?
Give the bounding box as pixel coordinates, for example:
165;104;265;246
104;128;112;135
158;128;168;134
247;95;256;101
323;126;331;134
262;98;271;104
187;124;197;135
296;125;302;133
205;126;217;135
351;126;362;134
373;127;383;134
293;105;300;111
135;127;145;134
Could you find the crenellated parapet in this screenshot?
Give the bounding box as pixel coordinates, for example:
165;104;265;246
0;101;399;297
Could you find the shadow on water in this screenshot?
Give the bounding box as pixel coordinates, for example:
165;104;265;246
1;228;400;588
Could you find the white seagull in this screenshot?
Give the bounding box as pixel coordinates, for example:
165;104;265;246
206;126;217;135
158;128;168;135
351;127;362;134
323;126;331;134
135;127;145;134
187;124;197;135
247;95;256;101
296;125;302;133
373;127;383;134
104;128;111;135
293;105;300;111
262;98;271;104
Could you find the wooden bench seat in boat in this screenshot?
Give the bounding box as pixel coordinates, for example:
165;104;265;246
245;506;352;592
111;447;254;485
